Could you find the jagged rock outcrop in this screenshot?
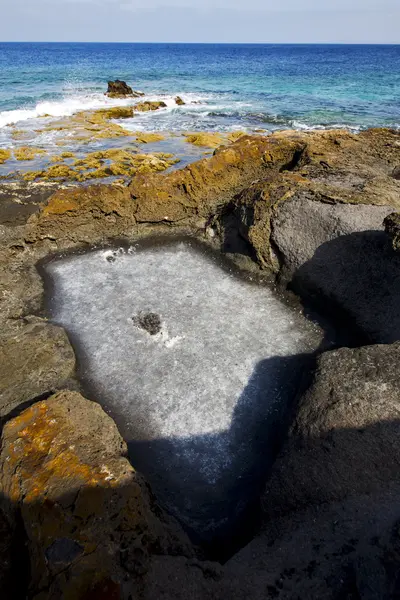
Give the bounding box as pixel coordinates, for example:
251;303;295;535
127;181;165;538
0;391;192;599
129;134;305;224
106;80;144;98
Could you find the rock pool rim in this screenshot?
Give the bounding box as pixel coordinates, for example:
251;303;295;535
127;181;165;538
36;234;335;559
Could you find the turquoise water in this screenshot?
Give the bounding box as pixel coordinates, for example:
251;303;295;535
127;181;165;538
0;42;399;168
0;43;399;131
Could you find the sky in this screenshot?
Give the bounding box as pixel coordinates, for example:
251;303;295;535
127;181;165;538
0;0;399;44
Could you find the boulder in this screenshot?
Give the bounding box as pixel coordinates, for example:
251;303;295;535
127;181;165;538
175;96;185;106
271;196;400;342
263;343;400;517
134;100;167;112
0;391;192;599
384;211;400;251
106;81;144;98
0;320;76;417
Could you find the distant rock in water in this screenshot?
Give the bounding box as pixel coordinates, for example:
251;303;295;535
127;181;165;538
106;80;144;98
175;96;185;106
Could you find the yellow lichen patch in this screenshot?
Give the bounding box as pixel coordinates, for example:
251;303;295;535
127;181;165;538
95;106;134;120
133;132;166;144
23;164;77;182
0;149;11;164
134;101;167;112
226;131;247;143
184;132;225;148
14;146;47;161
50;151;76;163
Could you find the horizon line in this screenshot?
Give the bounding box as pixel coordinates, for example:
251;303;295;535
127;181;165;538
1;41;399;45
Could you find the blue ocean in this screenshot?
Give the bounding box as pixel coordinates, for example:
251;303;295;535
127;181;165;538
0;42;399;152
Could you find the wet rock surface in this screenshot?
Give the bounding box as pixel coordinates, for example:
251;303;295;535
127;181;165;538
384;211;400;251
106;80;144;98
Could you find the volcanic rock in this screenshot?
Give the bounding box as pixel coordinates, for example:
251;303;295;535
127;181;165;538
0;391;192;599
0;319;76;417
106;80;144;98
263;343;400;516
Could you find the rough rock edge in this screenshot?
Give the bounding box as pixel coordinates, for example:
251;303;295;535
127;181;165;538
0;128;400;597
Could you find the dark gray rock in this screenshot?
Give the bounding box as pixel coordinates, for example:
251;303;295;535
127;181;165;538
271;196;400;342
263;343;400;517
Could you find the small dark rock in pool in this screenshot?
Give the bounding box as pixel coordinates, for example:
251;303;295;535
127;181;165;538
132;311;162;336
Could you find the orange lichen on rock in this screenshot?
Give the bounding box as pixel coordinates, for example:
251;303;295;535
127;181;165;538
0;391;191;599
41;184;133;218
129;134;306;224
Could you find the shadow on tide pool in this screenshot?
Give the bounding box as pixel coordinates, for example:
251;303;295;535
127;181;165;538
40;237;323;556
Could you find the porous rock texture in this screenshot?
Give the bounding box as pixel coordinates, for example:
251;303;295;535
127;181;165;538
1;128;400;598
0;318;76;417
263;343;400;515
0;391;192;600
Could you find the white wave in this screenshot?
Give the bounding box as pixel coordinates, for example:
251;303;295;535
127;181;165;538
0;93;140;129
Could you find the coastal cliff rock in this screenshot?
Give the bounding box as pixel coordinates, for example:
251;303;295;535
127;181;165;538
0;391;192;599
1;128;400;598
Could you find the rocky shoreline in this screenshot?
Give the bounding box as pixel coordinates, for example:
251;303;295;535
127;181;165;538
1;127;400;598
